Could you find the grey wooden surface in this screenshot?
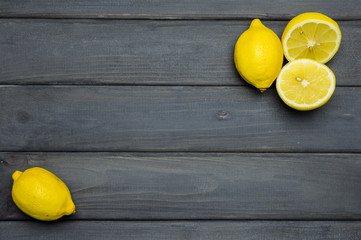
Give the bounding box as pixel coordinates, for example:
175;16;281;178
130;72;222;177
0;86;360;152
0;20;359;86
0;0;360;20
1;152;361;220
1;0;361;239
1;221;361;240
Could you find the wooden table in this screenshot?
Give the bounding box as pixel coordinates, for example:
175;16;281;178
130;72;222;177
1;1;361;239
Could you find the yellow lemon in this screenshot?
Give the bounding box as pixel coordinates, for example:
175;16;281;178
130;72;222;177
276;58;336;111
234;19;283;92
282;12;342;63
12;167;76;221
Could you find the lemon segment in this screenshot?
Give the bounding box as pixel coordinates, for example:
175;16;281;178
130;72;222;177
282;12;341;63
276;58;336;111
11;167;76;221
234;19;283;91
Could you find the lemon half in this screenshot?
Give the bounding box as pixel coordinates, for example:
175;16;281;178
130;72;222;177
282;12;341;63
276;58;336;111
12;167;76;221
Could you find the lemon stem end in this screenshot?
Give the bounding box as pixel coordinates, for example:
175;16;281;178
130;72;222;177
12;171;23;181
64;201;76;215
250;19;264;28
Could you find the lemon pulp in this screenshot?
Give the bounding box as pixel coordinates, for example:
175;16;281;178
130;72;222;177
276;58;336;111
282;12;341;63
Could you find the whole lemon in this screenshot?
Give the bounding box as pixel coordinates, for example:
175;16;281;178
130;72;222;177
11;167;76;221
234;19;283;92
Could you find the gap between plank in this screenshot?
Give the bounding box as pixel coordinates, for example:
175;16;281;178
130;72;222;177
1;151;361;154
0;84;358;87
0;15;360;21
1;218;361;222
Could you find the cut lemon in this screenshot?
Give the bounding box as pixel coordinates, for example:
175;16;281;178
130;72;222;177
276;59;336;111
282;12;341;63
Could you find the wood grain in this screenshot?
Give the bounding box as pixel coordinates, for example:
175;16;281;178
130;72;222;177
1;221;361;239
0;0;360;20
2;152;361;220
0;20;358;86
0;86;360;152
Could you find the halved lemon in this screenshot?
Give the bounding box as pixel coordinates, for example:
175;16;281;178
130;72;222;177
282;12;342;63
276;59;336;111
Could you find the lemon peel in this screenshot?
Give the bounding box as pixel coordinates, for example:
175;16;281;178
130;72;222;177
234;19;283;92
12;167;76;221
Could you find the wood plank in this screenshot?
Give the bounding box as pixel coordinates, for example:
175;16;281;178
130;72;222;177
1;221;361;239
0;0;360;20
0;20;359;86
1;152;361;220
0;86;360;152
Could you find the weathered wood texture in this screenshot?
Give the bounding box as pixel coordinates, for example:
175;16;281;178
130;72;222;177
0;0;360;20
0;20;359;86
1;221;361;240
2;152;361;220
0;86;360;152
